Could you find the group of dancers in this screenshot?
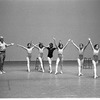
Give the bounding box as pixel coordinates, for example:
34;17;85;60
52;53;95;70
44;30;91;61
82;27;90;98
0;36;99;79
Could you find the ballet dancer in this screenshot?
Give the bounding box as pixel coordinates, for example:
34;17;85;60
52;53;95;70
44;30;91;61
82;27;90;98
71;39;90;76
45;42;57;73
32;42;45;72
88;38;100;78
17;42;37;72
53;37;71;75
0;36;14;74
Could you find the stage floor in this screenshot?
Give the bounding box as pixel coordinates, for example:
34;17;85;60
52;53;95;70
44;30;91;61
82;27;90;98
0;61;100;98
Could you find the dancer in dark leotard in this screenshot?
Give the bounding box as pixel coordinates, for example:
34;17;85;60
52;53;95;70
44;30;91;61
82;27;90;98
45;43;57;73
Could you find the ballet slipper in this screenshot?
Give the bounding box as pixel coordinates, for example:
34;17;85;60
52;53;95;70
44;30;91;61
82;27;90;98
78;73;83;76
55;71;58;75
94;75;98;79
2;71;6;73
27;69;30;72
42;69;45;73
60;71;63;74
50;70;52;74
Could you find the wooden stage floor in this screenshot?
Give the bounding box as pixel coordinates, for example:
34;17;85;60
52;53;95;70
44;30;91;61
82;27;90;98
0;61;100;98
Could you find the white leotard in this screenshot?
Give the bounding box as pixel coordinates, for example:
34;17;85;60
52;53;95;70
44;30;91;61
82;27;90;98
26;48;33;54
38;47;45;58
57;48;64;59
58;48;63;55
39;48;44;53
79;48;84;55
93;49;99;55
26;47;34;58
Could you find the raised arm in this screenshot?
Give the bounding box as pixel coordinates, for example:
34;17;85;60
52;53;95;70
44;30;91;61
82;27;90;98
71;40;79;50
84;40;90;51
32;42;38;46
31;46;35;50
63;39;71;50
43;44;49;49
6;43;14;47
32;43;39;49
17;44;27;50
31;43;38;50
88;38;94;50
53;37;58;49
98;45;100;54
43;46;46;50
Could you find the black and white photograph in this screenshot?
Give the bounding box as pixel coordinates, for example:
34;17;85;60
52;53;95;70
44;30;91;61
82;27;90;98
0;0;100;99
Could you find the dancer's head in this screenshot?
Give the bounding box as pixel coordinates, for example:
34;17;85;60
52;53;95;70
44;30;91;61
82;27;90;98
58;41;63;49
27;43;32;48
79;43;84;50
49;43;53;48
39;42;44;48
94;44;99;50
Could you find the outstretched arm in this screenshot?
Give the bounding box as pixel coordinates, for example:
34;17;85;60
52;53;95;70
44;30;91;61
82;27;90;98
17;44;27;50
53;37;58;49
43;44;49;49
6;43;14;47
63;39;71;50
84;40;90;51
31;46;35;50
71;40;79;50
32;42;38;46
32;43;39;50
31;43;38;50
88;38;94;51
43;46;46;50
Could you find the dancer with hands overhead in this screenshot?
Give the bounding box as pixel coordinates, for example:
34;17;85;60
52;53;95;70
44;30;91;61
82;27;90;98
88;38;100;78
53;37;70;75
71;39;90;76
